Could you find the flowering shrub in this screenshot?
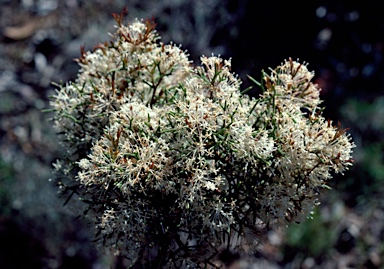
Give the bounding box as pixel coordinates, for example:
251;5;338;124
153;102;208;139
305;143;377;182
50;12;355;268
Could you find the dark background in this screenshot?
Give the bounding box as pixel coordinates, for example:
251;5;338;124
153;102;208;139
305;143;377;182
1;0;384;268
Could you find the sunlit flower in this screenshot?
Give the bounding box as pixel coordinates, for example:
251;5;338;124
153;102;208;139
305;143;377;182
51;16;355;268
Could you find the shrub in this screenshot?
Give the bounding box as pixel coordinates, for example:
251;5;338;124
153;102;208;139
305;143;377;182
50;11;355;268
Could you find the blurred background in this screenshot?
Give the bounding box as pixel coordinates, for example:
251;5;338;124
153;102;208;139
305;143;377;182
1;0;384;268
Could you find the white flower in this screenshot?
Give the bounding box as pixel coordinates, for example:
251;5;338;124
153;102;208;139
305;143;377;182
78;158;91;170
51;16;355;267
204;181;216;191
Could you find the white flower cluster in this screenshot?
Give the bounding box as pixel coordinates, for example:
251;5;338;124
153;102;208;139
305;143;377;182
51;16;355;268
